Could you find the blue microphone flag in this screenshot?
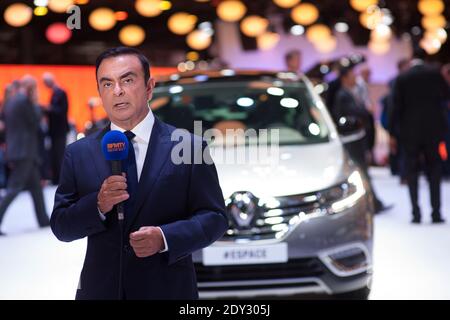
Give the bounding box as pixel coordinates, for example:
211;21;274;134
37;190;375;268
101;130;129;161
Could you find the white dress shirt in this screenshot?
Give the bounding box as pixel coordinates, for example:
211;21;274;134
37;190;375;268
111;108;154;182
99;108;168;252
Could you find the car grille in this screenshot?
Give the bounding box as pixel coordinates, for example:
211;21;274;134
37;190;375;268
223;191;328;241
194;258;325;284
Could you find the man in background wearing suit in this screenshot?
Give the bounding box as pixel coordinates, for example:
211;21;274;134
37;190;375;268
333;66;390;214
390;48;449;224
42;72;69;185
50;47;228;299
0;75;49;236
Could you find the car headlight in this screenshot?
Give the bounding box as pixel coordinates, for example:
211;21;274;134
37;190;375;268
322;170;366;214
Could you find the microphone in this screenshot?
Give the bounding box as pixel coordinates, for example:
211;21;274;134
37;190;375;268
101;130;129;300
101;130;129;221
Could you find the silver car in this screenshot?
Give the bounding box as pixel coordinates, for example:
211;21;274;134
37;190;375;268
153;70;374;299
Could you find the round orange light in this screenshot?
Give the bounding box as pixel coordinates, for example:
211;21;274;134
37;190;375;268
240;15;269;37
168;12;198;35
4;3;32;27
306;24;332;43
119;25;146;46
186;29;212;50
48;0;74;13
217;1;247;22
350;0;378;12
359;8;383;30
421;14;447;30
418;0;445;16
291;3;319;26
135;0;162;18
273;0;301;9
89;8;116;31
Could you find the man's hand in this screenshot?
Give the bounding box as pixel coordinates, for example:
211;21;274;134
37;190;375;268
97;175;129;214
389;135;397;155
129;227;164;258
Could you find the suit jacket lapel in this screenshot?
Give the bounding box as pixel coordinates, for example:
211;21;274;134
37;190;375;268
125;118;173;233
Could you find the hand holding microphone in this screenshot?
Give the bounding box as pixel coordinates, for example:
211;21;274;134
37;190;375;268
100;130;130;219
97;174;129;214
100;130;165;259
100;130;132;299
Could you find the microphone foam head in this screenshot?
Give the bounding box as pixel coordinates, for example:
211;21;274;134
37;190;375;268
101;130;129;161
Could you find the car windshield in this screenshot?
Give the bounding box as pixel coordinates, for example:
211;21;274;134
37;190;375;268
151;80;330;146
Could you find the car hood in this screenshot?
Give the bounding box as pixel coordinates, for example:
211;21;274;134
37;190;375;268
211;140;348;199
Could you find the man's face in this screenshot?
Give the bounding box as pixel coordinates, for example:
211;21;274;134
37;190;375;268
287;53;301;72
97;54;155;128
343;70;356;87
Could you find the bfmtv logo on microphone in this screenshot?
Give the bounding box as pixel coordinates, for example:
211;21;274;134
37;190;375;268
101;131;129;161
107;142;126;153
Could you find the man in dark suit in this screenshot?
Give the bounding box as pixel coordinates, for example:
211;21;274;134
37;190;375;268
42;73;69;185
50;47;228;300
390;49;449;224
381;59;410;182
0;75;49;235
333;66;389;214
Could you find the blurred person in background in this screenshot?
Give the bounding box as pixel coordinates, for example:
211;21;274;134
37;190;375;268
333;66;390;214
0;75;49;235
284;49;302;75
381;58;411;183
354;66;373;112
390;48;449;224
441;63;450;179
0;81;21;191
325;65;343;117
42;72;69;185
353;66;376;165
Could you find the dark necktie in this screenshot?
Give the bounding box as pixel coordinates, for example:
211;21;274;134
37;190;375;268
123;131;138;217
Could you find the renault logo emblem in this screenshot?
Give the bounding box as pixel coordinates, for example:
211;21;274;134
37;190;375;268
227;191;260;229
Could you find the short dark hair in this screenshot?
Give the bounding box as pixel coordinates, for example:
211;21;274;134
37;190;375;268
95;47;151;85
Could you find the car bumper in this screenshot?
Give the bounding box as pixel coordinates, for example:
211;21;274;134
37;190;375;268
192;195;373;298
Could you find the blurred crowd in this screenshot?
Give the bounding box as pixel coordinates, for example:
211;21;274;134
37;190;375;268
318;48;449;222
0;73;70;234
284;47;449;221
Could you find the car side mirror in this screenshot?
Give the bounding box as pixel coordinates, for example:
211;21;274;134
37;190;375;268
336;116;366;144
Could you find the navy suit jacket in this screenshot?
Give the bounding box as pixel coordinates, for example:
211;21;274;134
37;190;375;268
50;118;228;300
